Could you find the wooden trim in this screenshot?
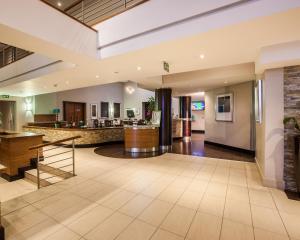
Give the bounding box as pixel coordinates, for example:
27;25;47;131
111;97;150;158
39;0;98;32
29;136;81;150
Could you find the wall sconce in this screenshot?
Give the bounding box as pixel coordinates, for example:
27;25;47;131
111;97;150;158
25;102;33;111
126;86;135;94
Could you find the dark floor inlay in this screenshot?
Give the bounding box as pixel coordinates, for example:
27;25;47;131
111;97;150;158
94;134;255;162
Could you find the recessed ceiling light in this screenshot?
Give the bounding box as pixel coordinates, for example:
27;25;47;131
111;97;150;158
137;66;142;71
114;71;119;74
57;2;62;7
65;81;69;84
54;84;58;87
96;75;99;78
200;54;205;59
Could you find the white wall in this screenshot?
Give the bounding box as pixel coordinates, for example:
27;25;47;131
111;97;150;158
205;81;254;150
95;0;300;58
192;111;205;131
256;68;284;189
0;0;97;62
0;54;73;89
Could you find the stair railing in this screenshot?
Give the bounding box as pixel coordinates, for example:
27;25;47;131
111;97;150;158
29;136;81;189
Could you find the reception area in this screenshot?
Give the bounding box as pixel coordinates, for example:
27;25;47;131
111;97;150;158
1;1;300;240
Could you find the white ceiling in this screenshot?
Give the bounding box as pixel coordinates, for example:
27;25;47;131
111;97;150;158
0;7;300;96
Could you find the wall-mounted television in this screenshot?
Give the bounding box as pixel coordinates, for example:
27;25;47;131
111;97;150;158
192;101;205;111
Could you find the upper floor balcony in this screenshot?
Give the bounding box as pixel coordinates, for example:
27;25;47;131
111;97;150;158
41;0;148;26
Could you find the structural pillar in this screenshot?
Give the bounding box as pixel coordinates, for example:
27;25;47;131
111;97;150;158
155;88;172;150
179;96;192;142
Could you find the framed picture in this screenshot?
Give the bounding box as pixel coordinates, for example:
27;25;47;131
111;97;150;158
91;104;98;119
215;93;233;121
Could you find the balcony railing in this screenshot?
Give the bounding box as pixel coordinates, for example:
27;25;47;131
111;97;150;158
0;43;32;69
42;0;148;26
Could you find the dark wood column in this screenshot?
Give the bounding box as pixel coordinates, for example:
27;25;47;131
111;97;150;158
155;88;172;150
179;96;192;142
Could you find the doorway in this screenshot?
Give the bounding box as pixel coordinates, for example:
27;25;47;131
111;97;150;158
0;100;16;131
63;101;86;124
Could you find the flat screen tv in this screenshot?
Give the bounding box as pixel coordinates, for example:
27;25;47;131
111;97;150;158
192;101;205;111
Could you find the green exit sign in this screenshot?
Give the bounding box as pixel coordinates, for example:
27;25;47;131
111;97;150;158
1;95;9;99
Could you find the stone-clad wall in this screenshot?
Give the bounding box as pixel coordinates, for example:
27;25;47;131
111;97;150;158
23;127;124;146
284;65;300;192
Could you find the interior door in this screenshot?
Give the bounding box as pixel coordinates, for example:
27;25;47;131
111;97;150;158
63;101;86;124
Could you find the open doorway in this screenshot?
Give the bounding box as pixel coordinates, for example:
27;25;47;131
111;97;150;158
0;100;16;131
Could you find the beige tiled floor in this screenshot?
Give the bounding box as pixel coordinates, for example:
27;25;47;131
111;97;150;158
1;148;300;240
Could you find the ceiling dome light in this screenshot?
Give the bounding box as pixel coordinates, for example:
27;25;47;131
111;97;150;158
96;75;99;78
137;66;142;71
57;2;62;7
200;54;205;59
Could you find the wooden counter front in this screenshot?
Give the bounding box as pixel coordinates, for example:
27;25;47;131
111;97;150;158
0;132;43;180
124;126;159;152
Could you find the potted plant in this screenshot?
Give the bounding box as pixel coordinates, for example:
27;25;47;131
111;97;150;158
145;96;156;122
284;116;300;196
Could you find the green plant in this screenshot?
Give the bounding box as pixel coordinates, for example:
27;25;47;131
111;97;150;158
145;96;156;121
283;117;300;131
147;96;156;112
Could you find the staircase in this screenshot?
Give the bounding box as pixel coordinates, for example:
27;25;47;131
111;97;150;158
25;136;80;188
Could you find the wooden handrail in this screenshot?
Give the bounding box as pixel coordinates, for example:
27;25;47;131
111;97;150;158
29;136;81;150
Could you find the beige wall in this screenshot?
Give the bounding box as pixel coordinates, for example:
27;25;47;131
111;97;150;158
205;81;254;150
256;68;284;189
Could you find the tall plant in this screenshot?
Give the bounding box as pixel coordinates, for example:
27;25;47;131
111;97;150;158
145;96;156;121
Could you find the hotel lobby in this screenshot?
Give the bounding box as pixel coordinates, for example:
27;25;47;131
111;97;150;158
1;0;300;239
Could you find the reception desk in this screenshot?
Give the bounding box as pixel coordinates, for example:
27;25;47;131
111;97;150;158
23;126;124;147
124;125;159;152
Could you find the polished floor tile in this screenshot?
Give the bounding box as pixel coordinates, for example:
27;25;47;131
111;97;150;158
1;148;299;240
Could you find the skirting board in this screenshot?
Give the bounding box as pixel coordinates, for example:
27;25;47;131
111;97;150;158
255;157;285;190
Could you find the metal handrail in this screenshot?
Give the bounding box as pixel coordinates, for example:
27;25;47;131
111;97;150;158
41;0;148;26
29;136;81;189
0;43;32;69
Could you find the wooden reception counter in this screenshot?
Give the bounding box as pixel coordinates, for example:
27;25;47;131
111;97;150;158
0;132;43;180
124;125;159;152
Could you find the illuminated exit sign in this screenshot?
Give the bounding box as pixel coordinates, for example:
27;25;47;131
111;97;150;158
1;95;9;99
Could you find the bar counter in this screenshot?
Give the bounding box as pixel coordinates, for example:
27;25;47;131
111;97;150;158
124;125;159;152
23;126;124;147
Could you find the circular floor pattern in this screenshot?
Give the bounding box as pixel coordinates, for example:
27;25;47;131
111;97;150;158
94;143;165;159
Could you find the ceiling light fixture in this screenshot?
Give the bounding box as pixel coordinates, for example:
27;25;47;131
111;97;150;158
114;71;119;74
57;2;62;7
96;75;99;78
199;54;205;59
224;81;228;84
137;66;142;71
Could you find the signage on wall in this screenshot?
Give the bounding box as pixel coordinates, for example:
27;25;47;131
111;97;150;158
1;95;9;99
163;61;170;73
